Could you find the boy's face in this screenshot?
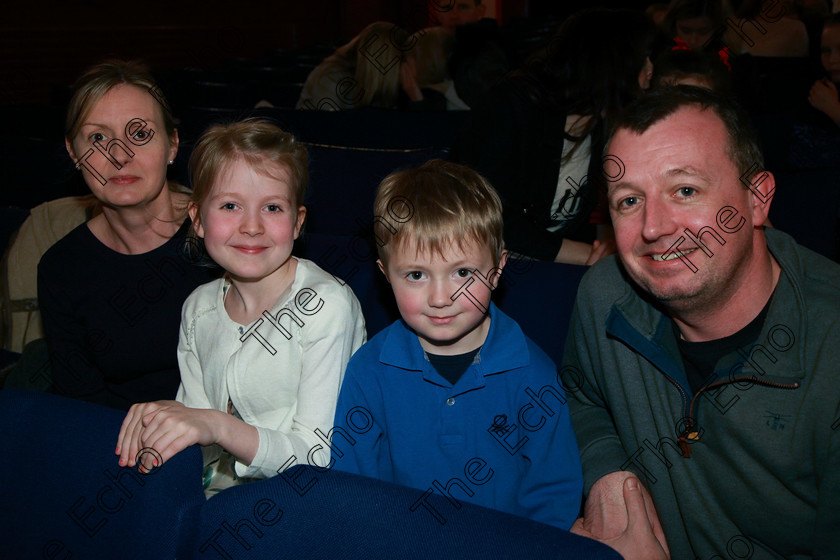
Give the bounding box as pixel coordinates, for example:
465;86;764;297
378;238;506;356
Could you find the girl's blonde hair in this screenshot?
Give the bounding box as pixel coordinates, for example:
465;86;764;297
188;118;309;212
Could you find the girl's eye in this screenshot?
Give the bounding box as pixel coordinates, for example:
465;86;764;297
132;130;148;140
265;204;282;213
407;271;426;281
455;268;473;279
221;202;238;211
89;132;106;143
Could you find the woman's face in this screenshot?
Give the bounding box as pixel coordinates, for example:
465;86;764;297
676;16;716;49
822;24;840;82
65;84;178;210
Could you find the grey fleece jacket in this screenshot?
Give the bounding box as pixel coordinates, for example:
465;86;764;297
562;228;840;559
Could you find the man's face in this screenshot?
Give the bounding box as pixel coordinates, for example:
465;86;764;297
606;106;772;314
439;1;486;30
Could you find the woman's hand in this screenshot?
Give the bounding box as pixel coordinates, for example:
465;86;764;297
809;79;840;124
400;57;423;102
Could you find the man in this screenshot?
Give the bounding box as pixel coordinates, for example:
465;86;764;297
439;0;487;31
564;86;840;559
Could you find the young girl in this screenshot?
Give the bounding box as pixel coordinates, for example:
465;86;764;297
116;119;366;495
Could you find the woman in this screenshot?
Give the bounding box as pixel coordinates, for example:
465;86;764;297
38;60;217;410
296;22;410;110
456;9;658;264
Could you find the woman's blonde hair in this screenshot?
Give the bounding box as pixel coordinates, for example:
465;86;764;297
65;59;177;144
188;118;309;212
374;159;504;266
322;21;409;108
412;26;454;85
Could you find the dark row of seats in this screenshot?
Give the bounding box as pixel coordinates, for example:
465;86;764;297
0;388;621;559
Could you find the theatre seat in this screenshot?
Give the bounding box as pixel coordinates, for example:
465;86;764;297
303;144;450;237
193;467;622;560
0;388;205;559
1;389;622;560
769;167;840;261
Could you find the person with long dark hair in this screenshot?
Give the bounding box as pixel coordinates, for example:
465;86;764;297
456;8;658;265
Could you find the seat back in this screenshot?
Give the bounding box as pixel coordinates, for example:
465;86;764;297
0;389;205;559
192;467;622;560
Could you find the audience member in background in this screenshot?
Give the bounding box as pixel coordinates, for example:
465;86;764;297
647;3;671;27
116;119;366;496
653;47;732;92
438;0;487;31
456;9;657;265
809;12;840;125
450;17;511;109
400;26;470;110
296;22;411;111
664;0;727;49
38;60;217;410
725;0;809;56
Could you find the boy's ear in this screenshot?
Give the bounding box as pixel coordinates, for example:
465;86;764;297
188;202;204;238
487;250;509;289
377;259;391;283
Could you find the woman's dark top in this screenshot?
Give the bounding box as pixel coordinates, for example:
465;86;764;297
38;217;218;410
455;78;599;261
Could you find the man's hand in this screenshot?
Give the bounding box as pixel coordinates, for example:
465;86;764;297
571;472;670;559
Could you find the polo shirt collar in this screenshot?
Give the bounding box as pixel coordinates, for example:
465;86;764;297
378;302;531;377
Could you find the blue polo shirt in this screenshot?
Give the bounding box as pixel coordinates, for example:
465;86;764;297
333;303;583;529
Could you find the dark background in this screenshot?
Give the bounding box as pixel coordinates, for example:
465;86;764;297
0;0;651;107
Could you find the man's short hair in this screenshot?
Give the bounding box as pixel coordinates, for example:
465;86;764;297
605;85;764;178
374;159;504;265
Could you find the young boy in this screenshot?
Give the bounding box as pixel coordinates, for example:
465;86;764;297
332;159;583;529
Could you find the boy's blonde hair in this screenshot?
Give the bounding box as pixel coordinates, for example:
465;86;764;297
189;118;309;211
374;159;504;265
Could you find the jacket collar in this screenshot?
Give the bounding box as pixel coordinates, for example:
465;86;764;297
607;228;807;384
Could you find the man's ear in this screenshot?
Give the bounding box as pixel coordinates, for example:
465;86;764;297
294;206;307;239
377;259;391;283
747;171;775;227
188;202;204;238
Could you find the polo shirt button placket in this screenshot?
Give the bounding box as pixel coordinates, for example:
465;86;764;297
446;397;455;406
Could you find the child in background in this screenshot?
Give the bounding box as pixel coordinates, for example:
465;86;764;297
116;119;366;496
810;14;840;126
332;160;583;528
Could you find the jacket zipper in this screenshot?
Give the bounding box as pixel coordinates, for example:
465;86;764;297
676;377;800;458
